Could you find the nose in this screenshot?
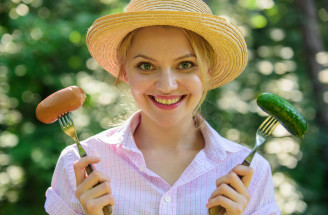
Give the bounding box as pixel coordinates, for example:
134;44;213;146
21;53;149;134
155;68;178;93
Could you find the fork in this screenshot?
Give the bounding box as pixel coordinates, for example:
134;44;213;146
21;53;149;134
208;115;279;215
58;112;112;215
241;115;279;167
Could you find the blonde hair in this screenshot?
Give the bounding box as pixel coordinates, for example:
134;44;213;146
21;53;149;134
116;26;217;115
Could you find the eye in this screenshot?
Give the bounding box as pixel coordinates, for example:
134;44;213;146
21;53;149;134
178;62;194;69
138;63;154;70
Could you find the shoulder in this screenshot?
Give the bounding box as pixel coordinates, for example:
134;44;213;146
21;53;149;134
57;144;80;166
220;134;250;152
202;119;272;169
83;126;123;145
251;152;272;176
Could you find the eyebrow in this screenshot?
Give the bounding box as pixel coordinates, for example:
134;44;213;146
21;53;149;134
133;54;157;62
133;53;196;62
174;53;196;61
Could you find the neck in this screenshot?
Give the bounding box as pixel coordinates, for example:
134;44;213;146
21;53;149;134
134;112;204;151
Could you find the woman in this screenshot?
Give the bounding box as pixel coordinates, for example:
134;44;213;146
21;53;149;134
45;0;280;214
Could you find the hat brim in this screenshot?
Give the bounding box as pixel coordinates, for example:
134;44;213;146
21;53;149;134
87;11;248;89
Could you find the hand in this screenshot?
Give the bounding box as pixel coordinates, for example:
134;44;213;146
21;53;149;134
206;165;254;215
74;156;115;215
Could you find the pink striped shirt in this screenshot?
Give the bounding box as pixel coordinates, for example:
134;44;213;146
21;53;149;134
45;111;280;214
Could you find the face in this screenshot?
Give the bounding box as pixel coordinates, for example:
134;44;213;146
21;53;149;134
123;26;204;128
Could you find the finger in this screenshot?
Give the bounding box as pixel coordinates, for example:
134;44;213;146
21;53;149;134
83;194;115;214
74;156;101;187
231;165;254;188
216;171;249;200
216;195;244;215
76;170;111;198
79;181;112;202
97;194;115;208
206;194;238;209
209;183;239;201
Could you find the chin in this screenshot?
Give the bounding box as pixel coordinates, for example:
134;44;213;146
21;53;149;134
150;111;194;128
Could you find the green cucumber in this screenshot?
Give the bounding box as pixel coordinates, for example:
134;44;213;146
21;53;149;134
257;92;307;137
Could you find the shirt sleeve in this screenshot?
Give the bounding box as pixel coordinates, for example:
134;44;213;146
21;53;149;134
44;145;84;215
245;154;281;215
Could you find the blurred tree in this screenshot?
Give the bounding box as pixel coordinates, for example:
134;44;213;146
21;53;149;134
296;0;328;130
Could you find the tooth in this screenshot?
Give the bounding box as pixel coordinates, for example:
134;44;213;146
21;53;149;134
154;97;183;105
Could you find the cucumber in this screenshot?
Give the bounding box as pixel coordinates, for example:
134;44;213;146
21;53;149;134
256;92;307;137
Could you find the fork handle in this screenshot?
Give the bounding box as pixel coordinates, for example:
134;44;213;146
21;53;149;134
241;159;250;167
84;162;113;215
85;163;95;175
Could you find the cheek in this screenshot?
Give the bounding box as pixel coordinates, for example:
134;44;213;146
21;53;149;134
127;75;151;97
185;75;204;96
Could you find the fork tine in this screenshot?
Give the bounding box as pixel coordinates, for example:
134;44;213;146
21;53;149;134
267;120;280;135
63;113;71;126
259;116;273;131
66;113;74;126
58;117;64;128
262;117;275;133
261;117;279;135
58;113;69;128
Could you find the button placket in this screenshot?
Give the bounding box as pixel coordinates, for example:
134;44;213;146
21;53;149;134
159;190;177;215
164;195;171;203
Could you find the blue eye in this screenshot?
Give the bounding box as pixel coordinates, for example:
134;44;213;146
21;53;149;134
178;62;193;69
138;63;154;70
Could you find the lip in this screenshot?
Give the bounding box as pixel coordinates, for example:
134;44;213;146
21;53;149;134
149;95;185;110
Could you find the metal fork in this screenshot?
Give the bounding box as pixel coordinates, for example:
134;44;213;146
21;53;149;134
241;115;280;167
208;115;279;215
58;113;112;215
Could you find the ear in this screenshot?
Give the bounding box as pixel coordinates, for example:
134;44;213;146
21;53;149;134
119;66;129;83
122;70;128;82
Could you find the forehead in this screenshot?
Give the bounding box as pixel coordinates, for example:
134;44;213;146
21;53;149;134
133;25;186;39
128;26;194;54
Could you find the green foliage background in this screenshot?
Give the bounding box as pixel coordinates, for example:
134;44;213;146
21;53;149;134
0;0;327;214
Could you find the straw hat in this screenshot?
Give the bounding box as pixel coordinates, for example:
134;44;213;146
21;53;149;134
86;0;248;89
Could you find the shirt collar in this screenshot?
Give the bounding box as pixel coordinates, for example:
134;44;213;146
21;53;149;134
98;111;244;160
97;111;142;152
200;120;244;161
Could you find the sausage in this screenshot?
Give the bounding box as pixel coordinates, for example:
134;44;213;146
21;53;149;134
36;86;86;124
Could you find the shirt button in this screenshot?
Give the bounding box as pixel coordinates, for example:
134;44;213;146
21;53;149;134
139;166;144;172
165;196;171;203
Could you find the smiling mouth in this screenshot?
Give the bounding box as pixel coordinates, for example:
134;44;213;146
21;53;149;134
152;96;184;105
